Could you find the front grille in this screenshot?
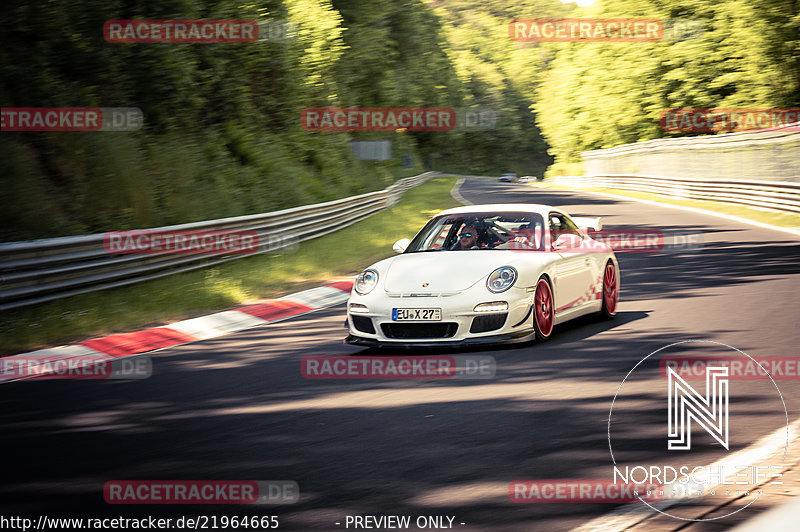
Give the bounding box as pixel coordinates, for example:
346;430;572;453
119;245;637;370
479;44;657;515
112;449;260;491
381;323;458;339
470;313;508;333
351;316;375;334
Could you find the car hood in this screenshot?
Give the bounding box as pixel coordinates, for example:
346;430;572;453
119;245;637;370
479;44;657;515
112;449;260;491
383;251;524;293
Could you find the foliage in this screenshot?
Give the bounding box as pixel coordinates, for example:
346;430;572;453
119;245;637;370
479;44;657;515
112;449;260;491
1;0;796;236
534;0;800;176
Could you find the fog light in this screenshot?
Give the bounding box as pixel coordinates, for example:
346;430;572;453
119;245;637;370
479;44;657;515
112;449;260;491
473;301;509;313
349;303;370;314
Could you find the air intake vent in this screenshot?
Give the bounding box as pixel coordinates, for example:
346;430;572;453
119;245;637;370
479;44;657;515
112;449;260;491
352;316;376;334
381;323;458;339
470;313;508;333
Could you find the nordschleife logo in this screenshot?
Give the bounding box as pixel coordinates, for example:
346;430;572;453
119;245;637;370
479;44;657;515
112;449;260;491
667;365;729;451
607;340;788;522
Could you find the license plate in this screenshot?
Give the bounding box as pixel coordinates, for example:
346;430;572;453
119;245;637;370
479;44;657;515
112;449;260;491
392;308;442;321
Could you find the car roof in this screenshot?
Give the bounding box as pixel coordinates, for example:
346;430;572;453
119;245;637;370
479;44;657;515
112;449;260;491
436;203;566;217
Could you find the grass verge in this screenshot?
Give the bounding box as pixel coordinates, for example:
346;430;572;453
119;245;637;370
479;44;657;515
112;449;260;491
1;177;460;354
536;182;800;230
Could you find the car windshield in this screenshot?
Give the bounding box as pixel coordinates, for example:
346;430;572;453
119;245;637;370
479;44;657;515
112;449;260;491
405;212;546;252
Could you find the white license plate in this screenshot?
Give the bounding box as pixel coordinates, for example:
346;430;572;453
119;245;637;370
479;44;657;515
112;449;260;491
392;308;442;321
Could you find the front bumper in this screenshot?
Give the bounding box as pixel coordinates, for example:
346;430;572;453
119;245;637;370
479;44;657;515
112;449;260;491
344;329;535;349
344;285;534;347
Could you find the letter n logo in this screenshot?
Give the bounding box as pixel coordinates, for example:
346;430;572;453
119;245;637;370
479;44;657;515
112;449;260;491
667;366;729;450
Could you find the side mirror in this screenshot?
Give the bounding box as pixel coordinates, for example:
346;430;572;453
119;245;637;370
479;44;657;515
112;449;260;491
393;238;411;254
553;233;582;251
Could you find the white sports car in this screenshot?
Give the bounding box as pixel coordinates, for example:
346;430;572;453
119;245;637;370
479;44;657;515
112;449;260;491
344;204;619;347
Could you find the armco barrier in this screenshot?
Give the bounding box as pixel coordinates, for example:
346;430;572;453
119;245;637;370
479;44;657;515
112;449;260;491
0;172;437;311
549;175;800;214
553;122;800;214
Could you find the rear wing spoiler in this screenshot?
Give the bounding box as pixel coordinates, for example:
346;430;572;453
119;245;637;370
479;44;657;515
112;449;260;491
572;216;602;232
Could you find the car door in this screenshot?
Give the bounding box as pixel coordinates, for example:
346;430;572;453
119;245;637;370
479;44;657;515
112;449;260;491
548;212;595;313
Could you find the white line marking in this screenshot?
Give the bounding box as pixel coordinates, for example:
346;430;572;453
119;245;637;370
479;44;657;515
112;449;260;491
547;186;800;238
729;494;800;531
574;417;800;531
451;178;473;205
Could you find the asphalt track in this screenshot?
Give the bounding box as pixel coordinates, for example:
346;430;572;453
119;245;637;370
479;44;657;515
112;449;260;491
2;179;799;530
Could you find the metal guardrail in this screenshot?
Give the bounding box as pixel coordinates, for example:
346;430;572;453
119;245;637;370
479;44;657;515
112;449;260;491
0;172;438;311
582;122;800;182
552;122;800;215
549;175;800;214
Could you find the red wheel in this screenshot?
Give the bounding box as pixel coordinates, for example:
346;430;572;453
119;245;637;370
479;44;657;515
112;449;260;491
533;277;554;340
600;262;618;318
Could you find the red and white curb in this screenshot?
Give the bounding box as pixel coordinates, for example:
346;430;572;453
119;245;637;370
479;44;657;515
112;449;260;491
1;279;354;382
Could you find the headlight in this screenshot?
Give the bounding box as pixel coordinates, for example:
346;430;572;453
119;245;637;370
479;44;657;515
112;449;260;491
487;266;517;293
355;269;379;295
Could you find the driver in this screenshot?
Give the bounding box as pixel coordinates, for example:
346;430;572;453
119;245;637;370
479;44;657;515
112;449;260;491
450;224;480;250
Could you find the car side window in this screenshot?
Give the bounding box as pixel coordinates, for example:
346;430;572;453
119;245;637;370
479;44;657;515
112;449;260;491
430;223;452;249
549;213;582;245
561;215;581;236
